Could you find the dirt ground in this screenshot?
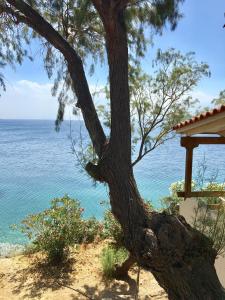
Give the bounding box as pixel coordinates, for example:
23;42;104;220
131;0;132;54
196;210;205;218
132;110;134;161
0;242;168;300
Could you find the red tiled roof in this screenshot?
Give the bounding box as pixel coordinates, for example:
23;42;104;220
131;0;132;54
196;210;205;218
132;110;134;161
173;105;225;130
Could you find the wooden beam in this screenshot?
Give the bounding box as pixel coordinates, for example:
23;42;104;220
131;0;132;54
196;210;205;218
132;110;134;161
177;191;225;198
181;136;225;148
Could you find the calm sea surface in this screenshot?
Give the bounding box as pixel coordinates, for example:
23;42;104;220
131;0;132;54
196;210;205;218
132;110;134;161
0;119;224;249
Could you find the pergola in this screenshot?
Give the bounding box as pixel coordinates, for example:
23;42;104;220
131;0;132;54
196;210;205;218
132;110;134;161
173;105;225;198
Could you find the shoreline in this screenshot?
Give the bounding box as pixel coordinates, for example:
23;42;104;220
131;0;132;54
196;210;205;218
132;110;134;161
0;242;25;258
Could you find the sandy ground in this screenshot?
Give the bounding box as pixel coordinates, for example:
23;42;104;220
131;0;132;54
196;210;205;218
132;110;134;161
0;242;168;300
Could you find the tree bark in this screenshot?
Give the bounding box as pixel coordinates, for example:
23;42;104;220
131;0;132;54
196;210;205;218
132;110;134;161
103;163;225;299
115;254;136;278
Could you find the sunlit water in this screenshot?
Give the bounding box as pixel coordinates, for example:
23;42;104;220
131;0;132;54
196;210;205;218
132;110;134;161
0;119;224;254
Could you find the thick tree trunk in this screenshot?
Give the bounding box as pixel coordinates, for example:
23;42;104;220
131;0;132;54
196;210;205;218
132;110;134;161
115;254;136;278
103;164;225;299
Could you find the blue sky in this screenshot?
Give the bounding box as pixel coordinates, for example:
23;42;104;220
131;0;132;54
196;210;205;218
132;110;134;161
0;0;225;119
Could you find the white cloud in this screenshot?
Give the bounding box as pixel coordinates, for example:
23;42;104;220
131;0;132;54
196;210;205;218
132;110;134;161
191;90;215;107
0;79;215;120
0;80;108;120
0;80;74;120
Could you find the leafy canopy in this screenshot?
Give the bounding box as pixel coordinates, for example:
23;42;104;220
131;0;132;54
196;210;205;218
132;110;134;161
212;90;225;106
0;0;184;111
74;48;209;166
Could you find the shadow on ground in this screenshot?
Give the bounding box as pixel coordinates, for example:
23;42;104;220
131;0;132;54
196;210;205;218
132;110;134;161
6;256;167;299
7;259;141;300
67;275;138;300
8;257;75;299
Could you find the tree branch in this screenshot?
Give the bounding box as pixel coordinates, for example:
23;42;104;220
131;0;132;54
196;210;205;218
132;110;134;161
3;0;106;157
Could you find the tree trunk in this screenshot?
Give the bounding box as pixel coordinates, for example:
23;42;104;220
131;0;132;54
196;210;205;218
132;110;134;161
103;163;225;299
115;254;136;278
88;2;225;299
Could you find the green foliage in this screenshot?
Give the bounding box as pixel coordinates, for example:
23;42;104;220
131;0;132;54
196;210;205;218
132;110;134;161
161;180;196;214
0;69;5;96
145;199;154;211
162;157;225;213
202;182;225;205
212;90;225;106
15;195;85;264
82;217;101;243
193;205;225;256
162;158;225;256
130;49;209;163
0;0;185;125
162;180;225;214
101;210;124;247
100;245;129;278
0;5;31;96
195;90;225;116
0;10;31;65
22;243;37;256
85;49;209;166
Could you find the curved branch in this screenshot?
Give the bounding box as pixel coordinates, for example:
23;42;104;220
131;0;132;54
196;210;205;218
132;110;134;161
3;0;106;156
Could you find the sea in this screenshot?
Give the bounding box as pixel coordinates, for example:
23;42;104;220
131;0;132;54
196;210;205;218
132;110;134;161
0;119;224;255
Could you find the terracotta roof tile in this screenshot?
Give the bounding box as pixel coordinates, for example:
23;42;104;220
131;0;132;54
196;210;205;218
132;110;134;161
173;105;225;130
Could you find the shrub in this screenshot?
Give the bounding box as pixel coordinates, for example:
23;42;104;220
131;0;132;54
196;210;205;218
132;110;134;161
193;203;225;256
16;195;84;264
201;182;225;205
161;180;196;214
162;180;225;213
100;245;129;278
101;210;124;246
82;217;101;243
162;178;225;256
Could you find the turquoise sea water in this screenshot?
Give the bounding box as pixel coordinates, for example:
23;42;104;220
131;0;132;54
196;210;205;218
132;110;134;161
0;119;224;250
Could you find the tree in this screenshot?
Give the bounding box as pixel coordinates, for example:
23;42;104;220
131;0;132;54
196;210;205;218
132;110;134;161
0;65;5;95
0;1;224;299
212;90;225;106
95;49;208;167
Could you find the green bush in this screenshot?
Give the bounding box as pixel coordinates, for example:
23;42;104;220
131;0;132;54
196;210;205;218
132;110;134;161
161;180;225;213
100;245;129;278
161;180;196;214
201;182;225;205
162;178;225;256
82;217;101;243
193;203;225;256
16;195;84;264
101;210;124;246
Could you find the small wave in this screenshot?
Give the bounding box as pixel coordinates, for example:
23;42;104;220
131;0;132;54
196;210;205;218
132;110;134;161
0;243;25;257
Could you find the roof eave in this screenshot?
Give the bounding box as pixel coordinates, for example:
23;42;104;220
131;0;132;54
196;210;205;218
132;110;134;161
175;111;225;136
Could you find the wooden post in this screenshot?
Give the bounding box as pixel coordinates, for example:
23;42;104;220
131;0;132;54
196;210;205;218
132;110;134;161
185;146;194;198
181;138;199;199
177;135;225;198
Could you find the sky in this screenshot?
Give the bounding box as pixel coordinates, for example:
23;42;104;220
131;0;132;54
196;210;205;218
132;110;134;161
0;0;225;120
